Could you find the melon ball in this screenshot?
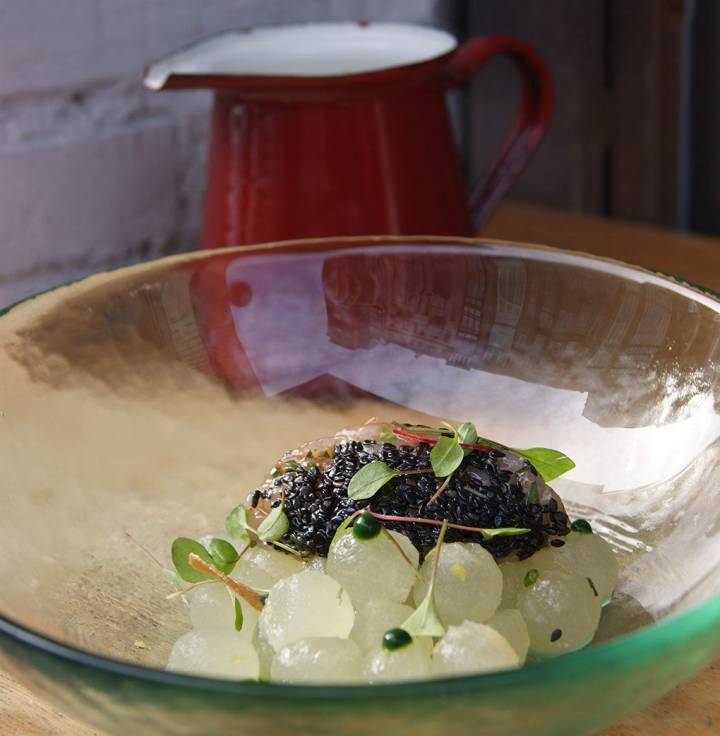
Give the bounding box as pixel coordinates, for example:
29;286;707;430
486;609;530;663
232;544;304;591
544;531;618;604
252;628;274;681
305;555;327;574
498;550;554;609
364;640;432;682
327;528;419;607
432;621;520;677
258;570;354;650
413;542;502;625
350;599;414;653
167;630;259;680
516;569;602;657
186;584;258;640
270;637;364;684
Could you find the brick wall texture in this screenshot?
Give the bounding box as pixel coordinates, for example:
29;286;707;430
0;0;453;307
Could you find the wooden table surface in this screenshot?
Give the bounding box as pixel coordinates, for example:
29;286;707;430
1;201;718;735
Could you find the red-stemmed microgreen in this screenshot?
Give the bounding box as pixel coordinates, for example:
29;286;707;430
392;422;575;483
401;519;448;638
366;511;531;540
380;527;420;577
187;553;264;611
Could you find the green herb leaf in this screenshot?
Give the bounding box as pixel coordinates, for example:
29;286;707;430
257;506;290;542
456;421;478;446
524;569;539;587
209;538;239;574
330;509;362;549
528;481;539;504
378;431;397;442
233;597;244;632
429;435;464;477
514;447;575;482
479;527;532;539
270;467;281;478
571;519;593;534
225;504;253;545
402;585;446;638
347;460;399;500
401;519;448;638
171;538;215;583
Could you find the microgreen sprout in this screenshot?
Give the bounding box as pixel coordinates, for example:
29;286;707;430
401;519;448;638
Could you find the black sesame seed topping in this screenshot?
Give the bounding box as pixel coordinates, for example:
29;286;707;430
550;539;566;548
550;628;562;642
257;438;569;558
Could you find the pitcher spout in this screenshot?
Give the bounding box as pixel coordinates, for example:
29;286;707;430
143;21;457;91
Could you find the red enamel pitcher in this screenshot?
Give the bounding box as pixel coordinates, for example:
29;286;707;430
145;22;552;249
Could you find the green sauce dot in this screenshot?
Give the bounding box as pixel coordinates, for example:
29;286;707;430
352;511;382;540
382;628;412;651
523;569;539;587
571;519;593;534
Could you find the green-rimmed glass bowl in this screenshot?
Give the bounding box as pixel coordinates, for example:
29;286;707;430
1;236;719;736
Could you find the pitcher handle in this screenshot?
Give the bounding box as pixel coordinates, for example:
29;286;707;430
445;35;553;231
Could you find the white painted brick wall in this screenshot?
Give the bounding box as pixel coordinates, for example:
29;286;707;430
0;0;454;307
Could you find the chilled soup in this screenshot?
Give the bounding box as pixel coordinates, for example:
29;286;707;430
162;418;621;683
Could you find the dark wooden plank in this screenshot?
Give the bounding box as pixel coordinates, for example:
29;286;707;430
463;0;607;213
464;1;688;227
689;0;720;235
609;0;686;226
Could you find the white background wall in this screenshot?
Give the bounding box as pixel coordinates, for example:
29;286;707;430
0;0;454;307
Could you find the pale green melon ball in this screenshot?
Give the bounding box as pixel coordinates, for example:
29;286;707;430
252;627;274;681
304;555;327;574
327;529;419;607
258;570;354;651
232;544;304;591
486;609;530;663
167;629;259;680
186;584;258;640
350;599;414;653
516;569;602;657
544;531;618;604
413;542;502;625
270;637;364;684
498;549;554;609
432;621;520;677
364;640;432;682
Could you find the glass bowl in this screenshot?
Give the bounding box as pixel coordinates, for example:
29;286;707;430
1;236;719;736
